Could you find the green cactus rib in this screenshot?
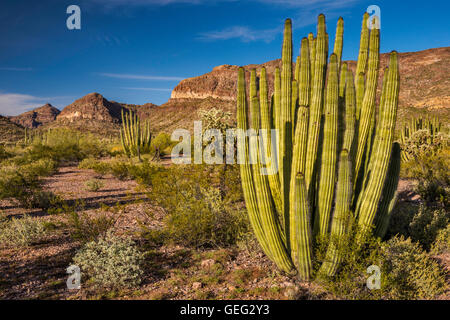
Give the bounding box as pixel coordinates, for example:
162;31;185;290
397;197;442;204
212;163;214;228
292;173;313;280
292;80;299;128
274;67;282;166
355;13;370;86
315;53;339;236
305;14;327;193
237;68;273;260
295;56;301;82
250;71;294;272
308;33;316;84
238;68;294;273
353;25;380;195
375;142;401;238
363;67;389;180
289;104;309;264
298;37;311;108
337;63;348;156
318;149;352;277
356;51;400;233
288;37;312;258
355;72;365;121
333;17;344;70
279;19;294;247
343;69;357;177
259;68;283;218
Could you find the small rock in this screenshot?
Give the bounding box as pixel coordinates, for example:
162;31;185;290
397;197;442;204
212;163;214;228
201;259;216;269
281;281;294;288
192;282;202;290
284;287;299;299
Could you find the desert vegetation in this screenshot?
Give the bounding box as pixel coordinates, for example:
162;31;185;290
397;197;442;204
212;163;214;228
0;13;448;301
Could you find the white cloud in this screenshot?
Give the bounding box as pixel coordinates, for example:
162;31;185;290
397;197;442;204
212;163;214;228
97;72;184;81
121;87;173;91
0;93;69;116
198;26;279;42
198;0;359;42
0;93;49;116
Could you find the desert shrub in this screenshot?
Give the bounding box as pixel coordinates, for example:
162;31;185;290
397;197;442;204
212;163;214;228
109;160;131;180
0;214;47;247
15;128;111;164
73;231;144;289
84;179;104;192
315;220;447;299
164;186;249;248
401;151;449;207
408;206;449;251
386;204;449;251
0;160;57;208
145;165;249;248
67;211;116;243
314;224;385;300
29;191;64;210
381;236;446;299
78;158;110;175
431;224;450;254
150;132;173;157
0;144;11;160
402;129;448;160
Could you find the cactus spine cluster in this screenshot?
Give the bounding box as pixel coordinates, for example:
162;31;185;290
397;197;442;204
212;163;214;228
120;109;152;158
237;13;401;279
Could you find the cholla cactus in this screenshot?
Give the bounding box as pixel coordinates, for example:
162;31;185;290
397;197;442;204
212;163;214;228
237;13;401;279
120;109;152;158
400;116;447;161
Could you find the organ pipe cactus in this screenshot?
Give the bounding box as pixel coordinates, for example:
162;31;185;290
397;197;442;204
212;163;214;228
237;13;400;279
120;109;152;159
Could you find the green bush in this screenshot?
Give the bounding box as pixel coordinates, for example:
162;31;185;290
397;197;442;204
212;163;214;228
386;204;449;251
408;206;449;251
0;214;47;247
315;225;447;299
431;224;450;254
73;231;144;289
84;179;104;192
150;132;173;157
0;144;11;160
381;236;446;299
401;151;449;207
67;211;115;244
402;129;448;160
78;158;110;175
0;160;57;208
146;165;249;248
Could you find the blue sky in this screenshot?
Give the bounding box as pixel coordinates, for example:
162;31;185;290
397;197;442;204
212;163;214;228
0;0;449;116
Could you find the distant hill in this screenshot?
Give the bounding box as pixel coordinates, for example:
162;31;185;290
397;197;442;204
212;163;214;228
156;47;449;131
9;103;60;128
6;47;447;138
0;115;24;143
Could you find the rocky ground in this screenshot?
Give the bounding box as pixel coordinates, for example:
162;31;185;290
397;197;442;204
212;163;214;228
0;165;324;300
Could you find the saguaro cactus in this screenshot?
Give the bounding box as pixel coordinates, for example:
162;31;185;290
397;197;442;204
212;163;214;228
237;13;400;279
120;109;152;158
